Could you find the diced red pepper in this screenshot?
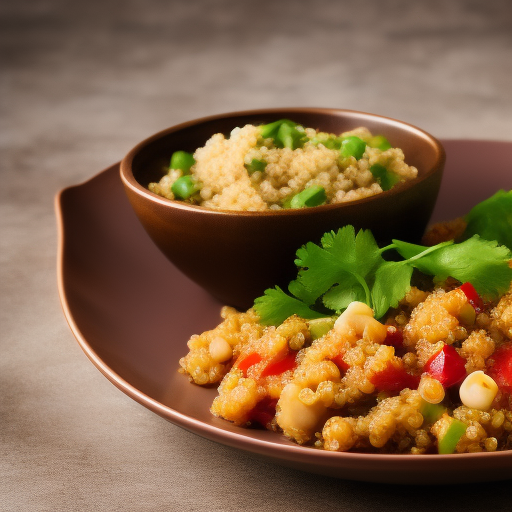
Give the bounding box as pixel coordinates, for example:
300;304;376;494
383;326;403;349
237;353;263;377
260;352;298;377
370;362;420;392
488;343;512;392
424;345;467;388
331;354;350;373
459;282;484;314
248;397;278;428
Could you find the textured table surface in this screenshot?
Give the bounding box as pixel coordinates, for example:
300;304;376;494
2;1;511;511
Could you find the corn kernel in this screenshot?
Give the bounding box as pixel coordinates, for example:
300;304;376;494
459;371;498;411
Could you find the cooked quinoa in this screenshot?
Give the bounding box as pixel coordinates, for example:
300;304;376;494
149;122;418;211
179;280;512;454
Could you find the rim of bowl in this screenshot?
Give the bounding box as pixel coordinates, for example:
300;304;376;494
120;107;446;217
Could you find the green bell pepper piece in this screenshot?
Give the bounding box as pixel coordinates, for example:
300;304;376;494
438;419;467;454
370;163;401;191
260;119;296;139
260;119;307;149
420;401;446;424
289;186;327;208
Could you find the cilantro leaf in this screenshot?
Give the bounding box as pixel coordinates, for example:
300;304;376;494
322;275;368;312
393;236;512;299
253;287;327;326
391;239;454;260
294;241;343;301
287;279;317;306
254;214;512;325
295;226;383;304
371;261;413;318
462;189;512;250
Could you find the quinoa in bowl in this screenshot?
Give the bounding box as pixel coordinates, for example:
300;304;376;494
148;119;418;211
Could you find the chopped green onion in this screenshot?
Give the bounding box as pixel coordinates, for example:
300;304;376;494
289;186;327;208
171;175;200;200
368;135;392;151
170;151;195;173
340;136;367;160
370;163;401;191
245;158;266;174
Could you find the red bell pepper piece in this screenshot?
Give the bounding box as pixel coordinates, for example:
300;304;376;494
424;345;466;388
260;352;298;377
459;282;484;314
370;362;420;392
383;326;403;349
237;353;263;377
248;397;278;428
331;354;350;373
488;343;512;392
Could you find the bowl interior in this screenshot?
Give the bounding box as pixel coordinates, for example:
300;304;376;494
129;109;443;197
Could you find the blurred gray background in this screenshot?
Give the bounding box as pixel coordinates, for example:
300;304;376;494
1;1;511;511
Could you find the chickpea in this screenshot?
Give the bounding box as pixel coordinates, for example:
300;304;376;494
459;371;498;411
209;337;233;363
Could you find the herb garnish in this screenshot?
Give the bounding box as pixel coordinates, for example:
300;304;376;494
461;189;512;251
254;225;512;326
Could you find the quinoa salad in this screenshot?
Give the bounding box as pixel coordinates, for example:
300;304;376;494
148;120;418;211
179;191;512;454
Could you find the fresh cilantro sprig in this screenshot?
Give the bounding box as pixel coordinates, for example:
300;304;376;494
253;226;512;326
461;189;512;250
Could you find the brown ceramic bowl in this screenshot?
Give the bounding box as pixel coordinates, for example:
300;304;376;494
120;108;445;310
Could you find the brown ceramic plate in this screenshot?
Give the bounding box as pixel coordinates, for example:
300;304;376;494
56;140;512;484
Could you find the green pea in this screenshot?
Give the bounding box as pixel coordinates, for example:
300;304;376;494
245;159;266;174
370;164;401;191
170;151;195;173
171;175;200;200
368;135;392;151
289;186;327;208
340;136;367;160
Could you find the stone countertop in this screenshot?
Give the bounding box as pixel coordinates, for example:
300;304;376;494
2;1;511;510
